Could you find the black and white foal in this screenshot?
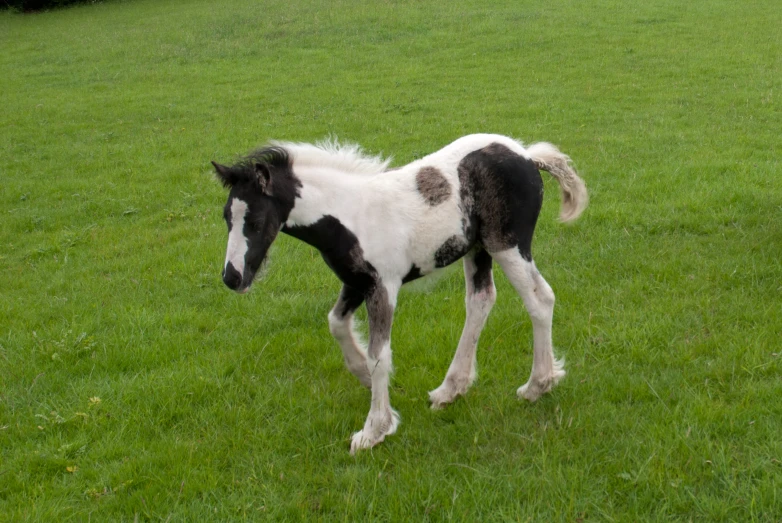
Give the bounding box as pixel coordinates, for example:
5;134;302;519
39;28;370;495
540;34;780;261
212;134;587;453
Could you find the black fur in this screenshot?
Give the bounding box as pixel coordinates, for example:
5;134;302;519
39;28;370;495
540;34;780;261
213;146;291;188
284;215;394;352
281;214;402;352
366;284;393;354
471;248;493;291
434;235;472;268
283;215;378;294
334;284;365;318
402;265;423;284
222;262;243;290
457;143;543;261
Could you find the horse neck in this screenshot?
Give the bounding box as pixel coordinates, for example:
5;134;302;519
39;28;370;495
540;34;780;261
285;166;371;227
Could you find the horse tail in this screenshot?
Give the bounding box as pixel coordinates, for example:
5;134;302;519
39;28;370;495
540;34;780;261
527;142;588;223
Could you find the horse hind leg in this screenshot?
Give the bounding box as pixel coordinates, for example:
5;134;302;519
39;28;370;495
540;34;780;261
429;248;496;409
493;247;565;402
328;285;371;388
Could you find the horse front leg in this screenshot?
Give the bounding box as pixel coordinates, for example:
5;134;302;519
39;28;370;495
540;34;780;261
328;285;371;388
350;280;401;454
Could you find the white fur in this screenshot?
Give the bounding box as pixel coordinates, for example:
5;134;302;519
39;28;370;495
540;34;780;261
492;248;565;401
429;255;497;409
526;142;588;222
327;306;371;388
224;198;248;274
273;139;391;176
350;341;400;454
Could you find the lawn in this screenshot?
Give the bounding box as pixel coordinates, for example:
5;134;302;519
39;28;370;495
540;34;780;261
1;0;780;520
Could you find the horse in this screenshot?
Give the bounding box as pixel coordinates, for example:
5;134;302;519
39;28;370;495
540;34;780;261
212;134;588;454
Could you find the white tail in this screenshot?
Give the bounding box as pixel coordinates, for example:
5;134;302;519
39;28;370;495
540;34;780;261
527;142;588;222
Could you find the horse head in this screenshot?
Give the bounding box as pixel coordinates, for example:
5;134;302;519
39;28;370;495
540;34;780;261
212;147;300;293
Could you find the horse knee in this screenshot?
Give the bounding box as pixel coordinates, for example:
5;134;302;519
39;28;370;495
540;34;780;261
525;292;553;324
467;290;496;320
532;271;555;307
368;342;392;372
328;310;348;338
534;284;554;309
468;282;496;308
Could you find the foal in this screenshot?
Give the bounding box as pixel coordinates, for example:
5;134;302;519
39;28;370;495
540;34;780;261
212;134;587;453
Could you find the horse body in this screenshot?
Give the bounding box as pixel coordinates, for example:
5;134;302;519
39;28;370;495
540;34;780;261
213;134;587;453
283;134;550;281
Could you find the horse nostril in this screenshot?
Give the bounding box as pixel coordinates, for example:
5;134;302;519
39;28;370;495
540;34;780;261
223;263;243;290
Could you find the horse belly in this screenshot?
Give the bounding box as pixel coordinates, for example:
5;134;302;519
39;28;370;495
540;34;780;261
409;202;471;273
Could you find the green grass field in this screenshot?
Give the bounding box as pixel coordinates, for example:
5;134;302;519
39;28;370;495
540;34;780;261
1;0;780;519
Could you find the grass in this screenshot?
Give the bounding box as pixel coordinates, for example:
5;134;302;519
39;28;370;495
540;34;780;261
1;0;780;519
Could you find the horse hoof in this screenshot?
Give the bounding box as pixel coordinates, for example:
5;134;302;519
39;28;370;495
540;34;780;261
350;430;376;454
349;409;400;454
517;381;543;402
428;386;456;410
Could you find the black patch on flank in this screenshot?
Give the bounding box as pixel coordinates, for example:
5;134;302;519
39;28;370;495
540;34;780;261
283;215;377;293
434;235;471;268
472;249;493;291
402;265;423;284
416;167;451;206
457;142;544;261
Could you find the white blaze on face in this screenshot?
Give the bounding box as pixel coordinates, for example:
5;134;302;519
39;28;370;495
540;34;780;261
224;198;249;275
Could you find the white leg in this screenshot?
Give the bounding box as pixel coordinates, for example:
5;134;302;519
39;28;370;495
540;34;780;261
328;285;371;388
493;248;565;402
429;249;496;409
350;281;401;454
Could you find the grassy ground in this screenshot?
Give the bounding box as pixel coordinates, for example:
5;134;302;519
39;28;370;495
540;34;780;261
1;0;780;520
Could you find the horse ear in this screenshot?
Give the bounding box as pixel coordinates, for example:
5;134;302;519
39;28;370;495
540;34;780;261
212;161;233;187
254;162;272;194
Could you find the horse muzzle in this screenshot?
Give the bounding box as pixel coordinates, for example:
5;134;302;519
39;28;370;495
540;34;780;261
222;262;249;293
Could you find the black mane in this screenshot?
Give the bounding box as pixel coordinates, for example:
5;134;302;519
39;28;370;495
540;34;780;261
215;146;291;188
247;146;290;170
